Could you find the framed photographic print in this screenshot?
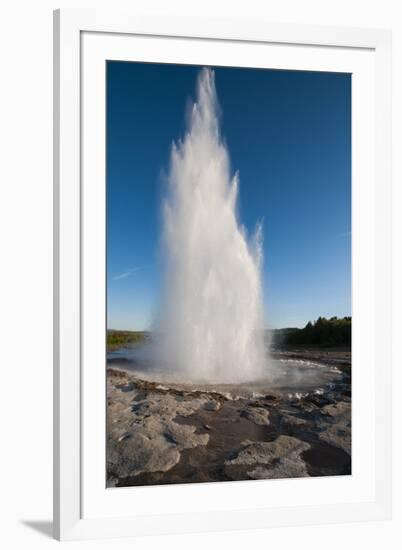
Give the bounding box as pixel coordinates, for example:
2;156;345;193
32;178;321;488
53;9;392;540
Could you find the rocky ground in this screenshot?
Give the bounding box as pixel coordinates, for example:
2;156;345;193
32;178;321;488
107;349;351;487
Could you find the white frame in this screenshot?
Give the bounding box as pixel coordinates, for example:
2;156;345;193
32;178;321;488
54;8;392;541
82;32;376;520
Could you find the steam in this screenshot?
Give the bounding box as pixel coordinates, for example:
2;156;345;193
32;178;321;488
156;68;266;383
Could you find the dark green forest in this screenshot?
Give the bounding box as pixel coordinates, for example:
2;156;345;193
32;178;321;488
272;316;351;348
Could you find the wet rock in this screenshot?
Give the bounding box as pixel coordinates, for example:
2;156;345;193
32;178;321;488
279;413;307;435
296;400;318;413
203;399;221;411
305;394;335;407
240;406;270;426
117;382;136;393
265;394;279;402
321;401;350;419
248;460;309;480
225;435;310;479
317;401;351;455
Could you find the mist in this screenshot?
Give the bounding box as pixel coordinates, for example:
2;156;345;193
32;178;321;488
154;68;267;383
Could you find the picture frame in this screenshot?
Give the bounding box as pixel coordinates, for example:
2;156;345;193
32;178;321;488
53;8;392;541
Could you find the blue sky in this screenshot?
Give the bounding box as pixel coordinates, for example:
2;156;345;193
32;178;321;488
107;62;351;330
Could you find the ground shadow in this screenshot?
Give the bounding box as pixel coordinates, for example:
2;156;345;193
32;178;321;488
21;520;53;539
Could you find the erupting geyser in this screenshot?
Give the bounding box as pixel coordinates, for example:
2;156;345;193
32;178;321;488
157;68;266;383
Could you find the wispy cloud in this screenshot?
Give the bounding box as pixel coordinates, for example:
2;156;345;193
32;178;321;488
112;267;140;281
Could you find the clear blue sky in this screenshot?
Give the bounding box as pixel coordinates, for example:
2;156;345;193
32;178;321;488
107;62;351;330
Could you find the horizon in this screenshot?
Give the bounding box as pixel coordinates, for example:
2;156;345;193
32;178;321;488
107;62;351;331
107;315;353;333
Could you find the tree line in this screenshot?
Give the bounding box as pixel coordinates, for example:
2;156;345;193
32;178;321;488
273;316;351;348
106;330;147;351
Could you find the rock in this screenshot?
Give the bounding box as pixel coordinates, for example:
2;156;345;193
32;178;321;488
265;394;279;402
108;430;181;478
296;399;319;413
279;413;307;435
107;374;211;480
318;425;351;455
305;394;335;407
225;435;310;479
118;432;131;442
241;406;270;426
203;399;221;411
317;401;351;454
106;476;118;488
321;401;350;418
117;382;136;393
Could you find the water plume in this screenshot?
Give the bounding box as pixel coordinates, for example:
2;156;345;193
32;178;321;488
157;68;266;383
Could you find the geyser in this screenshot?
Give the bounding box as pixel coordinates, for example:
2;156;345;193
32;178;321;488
158;68;266;383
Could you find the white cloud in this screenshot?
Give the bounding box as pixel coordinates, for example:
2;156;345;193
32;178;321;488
111;267;140;281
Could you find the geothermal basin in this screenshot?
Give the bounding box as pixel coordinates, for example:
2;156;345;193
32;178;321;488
107;343;344;399
106;343;351;488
